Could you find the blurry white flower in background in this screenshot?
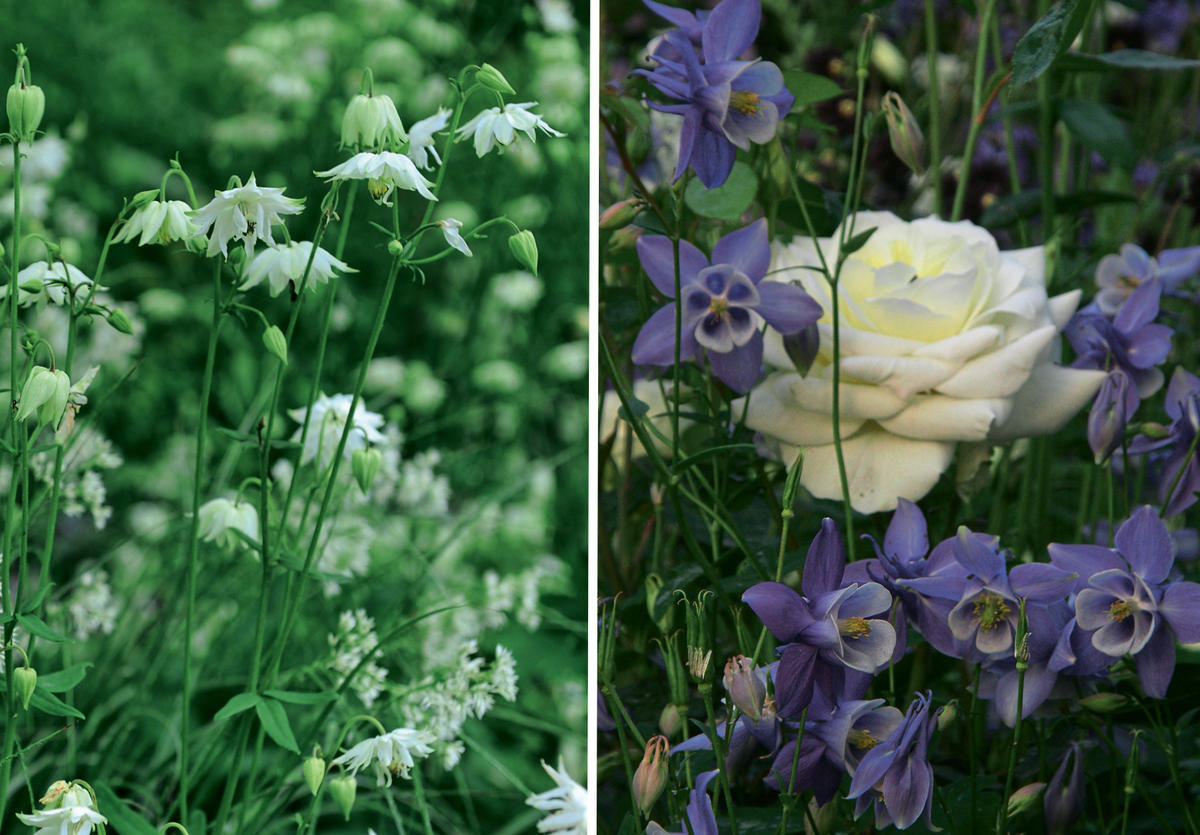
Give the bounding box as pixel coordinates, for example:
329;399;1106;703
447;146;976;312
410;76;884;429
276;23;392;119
328;609;388;707
289;393;386;470
4;260;97;307
197;497;259;551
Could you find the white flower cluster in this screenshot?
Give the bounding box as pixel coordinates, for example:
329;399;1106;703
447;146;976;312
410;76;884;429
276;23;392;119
525;762;587;835
0;134;70;225
318;515;373;596
400;641;518;770
331;727;436;787
30;427;122;530
393;449;451;516
62;568;118;640
328;608;389;708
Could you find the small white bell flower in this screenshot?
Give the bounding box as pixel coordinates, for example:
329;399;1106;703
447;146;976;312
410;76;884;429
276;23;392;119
407;108;451;170
3;261;97;307
455;102;564;157
315;151;437;204
17;780;107;835
242;241;356;297
114;200;198;246
330;727;436;786
341;92;407;150
191;174;304;259
197;497;259;551
436;219;472;256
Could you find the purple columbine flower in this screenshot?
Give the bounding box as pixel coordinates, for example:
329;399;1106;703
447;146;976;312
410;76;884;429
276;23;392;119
637;0;794;187
1087;370;1133;464
742;518;897;717
846;691;942;831
632;219;822;392
1093;242;1200;315
1044;742;1085;835
1130;367;1200;516
646;769;718;835
1050;505;1200;698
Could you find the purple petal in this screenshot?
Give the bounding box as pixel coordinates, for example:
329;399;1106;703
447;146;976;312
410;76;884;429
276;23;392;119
901;572;967;602
1135;626;1176;699
1091;611;1136;656
802;518;846;598
708;330;762;392
1113;277;1162;333
690;124;737;188
1124;323;1172;369
712;219;770;282
880;757;932;829
637;235;709;297
673;105;701;183
1009;562;1076;602
953;526;1004;580
885;499;929;561
754;281;823;334
643;0;699;30
1047;543;1123;586
632;303;699;366
701;0;761;63
1158;245;1200;287
1160;580;1200;644
742;581;809;640
1115;506;1173;583
775;643;818;717
994;662;1057;727
839;619;896;672
839;583;893;620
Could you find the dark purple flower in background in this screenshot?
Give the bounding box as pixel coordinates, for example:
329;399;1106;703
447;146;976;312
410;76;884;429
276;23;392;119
632;219;822;392
1087;370;1133;464
646;769;718;835
1131;367;1200;516
637;0;794;187
1050;506;1200;698
846;691;942;830
743;518;896;717
1044;742;1085;835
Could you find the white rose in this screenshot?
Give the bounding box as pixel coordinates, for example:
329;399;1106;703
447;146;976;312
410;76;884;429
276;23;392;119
600;379;692;462
735;212;1105;514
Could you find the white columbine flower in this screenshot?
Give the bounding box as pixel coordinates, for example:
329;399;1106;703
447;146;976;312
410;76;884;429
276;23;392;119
525;761;587;835
407;108;451;170
436;219;472;256
4;261;97;307
114;200;197;246
331;727;436;786
18;781;108;835
192;174;304;258
242;241;356;297
289;393;386;470
455;102;565;157
341;92;407;150
316;151;436;204
197;497;259;550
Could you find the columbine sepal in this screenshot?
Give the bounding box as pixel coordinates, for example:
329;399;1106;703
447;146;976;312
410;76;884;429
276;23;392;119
329;775;356;820
631;736;670;816
476;63;516;95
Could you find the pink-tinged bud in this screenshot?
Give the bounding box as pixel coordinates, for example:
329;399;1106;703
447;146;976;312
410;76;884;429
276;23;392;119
722;655;765;721
1007;781;1045;817
599;199;642;230
606;225;642;252
632;735;670;816
658;703;686;738
881;91;925;174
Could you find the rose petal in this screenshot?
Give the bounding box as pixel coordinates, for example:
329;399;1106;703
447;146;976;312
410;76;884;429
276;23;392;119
935;325;1057;398
877;395;1012;442
989;364;1107;442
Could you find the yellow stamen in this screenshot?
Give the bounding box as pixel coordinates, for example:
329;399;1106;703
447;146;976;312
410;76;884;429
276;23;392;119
847;729;879;750
729;90;761;116
971;593;1011;631
1109;599;1134;622
839;616;871;639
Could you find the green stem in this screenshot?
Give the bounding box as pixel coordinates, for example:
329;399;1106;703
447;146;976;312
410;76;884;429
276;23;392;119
411;765;434;835
701;684;738;835
924;0;942;216
951;0;998;223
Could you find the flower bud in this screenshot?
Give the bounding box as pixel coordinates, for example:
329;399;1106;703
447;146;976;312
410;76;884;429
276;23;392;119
387;239;406;257
13;665;36;711
38;781;71;808
7;71;45;145
130;188;161;208
351;447;382;493
1044;743;1084;835
102;306;132;335
1088;371;1130;465
1078;692;1129;714
508;230;538;275
263;324;288;365
476;63;516;95
329;774;356;820
1006;781;1046;817
658;703;686;738
722;655;766;721
936;700;958;731
606;225;641;252
302;754;326;796
599;199;641;230
631;736;670;816
782;322;820;378
341;92;406;150
881;91;925;174
16;367;69;427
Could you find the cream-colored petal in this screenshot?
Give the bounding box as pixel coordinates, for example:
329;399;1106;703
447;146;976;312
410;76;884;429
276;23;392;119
784;370;909;420
989;364;1107;442
737;374;866;446
839;353;958;401
798;426;957;514
877;395;1013;442
1046;289;1082;330
816;323;922;360
1003;245;1046;288
934;325;1057;398
911;325;1001;363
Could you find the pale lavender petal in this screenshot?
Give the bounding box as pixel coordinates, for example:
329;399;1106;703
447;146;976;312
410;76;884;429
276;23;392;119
1129;610;1157;655
643;0;699;29
975;619;1014;655
802;517;846;598
1076;587;1120;631
712;218;769;281
839;583;893;620
1047;543;1123;586
947;596;981;642
885;498;929;561
840;620;896;672
1091;614;1135;656
754;281;823;334
636;235;709;297
1135;626;1176;698
1115;505;1172;583
702;0;761;63
1124;323;1172;369
1112;277;1161;333
953;526;1004;580
1009;562;1076;602
1087;568;1137;599
1160;580;1200;643
708;331;762;392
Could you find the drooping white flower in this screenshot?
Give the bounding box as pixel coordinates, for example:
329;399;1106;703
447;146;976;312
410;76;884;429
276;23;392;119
3;261;97;307
455;102;565;157
407;108;451;169
341;92;407;150
197;497;259;550
315;151;436;204
331;727;436;786
436;219;472;256
191;174;304;258
525;761;587;835
288;393;386;470
18;781;107;835
241;241;355;296
114;200;197;246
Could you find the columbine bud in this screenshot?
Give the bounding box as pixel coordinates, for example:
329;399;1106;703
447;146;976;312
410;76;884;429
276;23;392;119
107;307;134;335
341;92;407;150
329;775;356;820
782;322;820;377
38;781;71;808
387;239;406;257
936;700;958;731
631;736;670;816
263;324;288;365
606;225;641;252
7;47;45;145
658;703;686;738
881;91;925;174
599;199;641;230
351;447;382;493
722;655;766;721
130;188;161;208
13;665;36;711
508;230;539;275
1088;371;1130;465
16;367;70;427
476;63;516;95
302;753;326;796
1044;743;1084;835
1078;692;1129;714
1006;781;1046;817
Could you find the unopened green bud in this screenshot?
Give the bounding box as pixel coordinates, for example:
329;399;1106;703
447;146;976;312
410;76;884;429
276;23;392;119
341;92;406;150
508;230;538;275
658;703;686;738
882;91;925;174
1079;692;1129;714
107;307;134;335
130;188;161;208
351;447;382;494
599;199;641;230
936;700;958;731
606;225;641;252
632;736;670;816
263;324;288;365
387;239;406;257
329;775;356;820
13;665;36;711
476;63;516;95
1006;781;1046;817
7;75;45;144
301;754;325;796
1133;421;1170;440
16;366;68;426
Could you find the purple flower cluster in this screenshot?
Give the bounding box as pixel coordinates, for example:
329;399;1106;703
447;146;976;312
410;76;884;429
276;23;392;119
637;0;794;187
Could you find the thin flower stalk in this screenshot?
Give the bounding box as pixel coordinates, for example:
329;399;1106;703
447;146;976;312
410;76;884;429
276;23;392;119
950;0;999;223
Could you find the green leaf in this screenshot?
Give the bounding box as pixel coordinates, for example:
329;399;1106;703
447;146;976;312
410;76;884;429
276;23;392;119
840;226;878;256
1011;0;1081;86
1055;49;1200;73
29;686;85;719
93;782;159;835
979;188;1134;228
1060;99;1137;167
15;613;68;643
256;697;300;754
684;161;757;221
615;396;649;423
781;71;844;108
670;444;758;475
37;662;92;693
263;689;337;705
214;691;261;721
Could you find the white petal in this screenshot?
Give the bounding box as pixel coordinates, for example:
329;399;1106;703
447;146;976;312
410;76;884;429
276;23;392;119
736;373;866;446
934;325;1057;398
877;395;1013;442
1047;289;1082;330
838;353;958;401
990;364;1107;442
